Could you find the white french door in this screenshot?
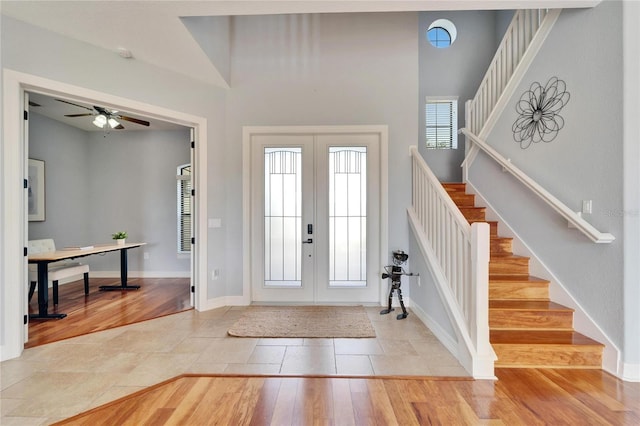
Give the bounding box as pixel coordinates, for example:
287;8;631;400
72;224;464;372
250;130;381;303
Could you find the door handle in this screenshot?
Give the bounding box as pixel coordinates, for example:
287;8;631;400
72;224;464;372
302;238;313;244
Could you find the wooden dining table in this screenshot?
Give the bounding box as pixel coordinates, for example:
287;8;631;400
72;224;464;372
28;242;146;319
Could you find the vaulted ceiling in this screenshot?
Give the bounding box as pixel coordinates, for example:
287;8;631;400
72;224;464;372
1;1;600;90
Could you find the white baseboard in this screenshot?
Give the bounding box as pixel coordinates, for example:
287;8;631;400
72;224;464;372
622;363;640;382
87;271;190;279
197;295;250;312
407;297;459;359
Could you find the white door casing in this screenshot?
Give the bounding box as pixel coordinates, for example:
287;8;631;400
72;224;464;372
1;70;208;361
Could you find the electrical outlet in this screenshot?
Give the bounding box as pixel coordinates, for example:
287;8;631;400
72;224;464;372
212;269;220;280
143;252;149;260
582;200;593;214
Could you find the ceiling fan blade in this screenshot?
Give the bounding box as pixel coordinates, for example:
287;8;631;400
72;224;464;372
114;124;125;130
118;115;150;127
29;101;42;107
94;106;109;115
56;99;94;112
65;113;94;118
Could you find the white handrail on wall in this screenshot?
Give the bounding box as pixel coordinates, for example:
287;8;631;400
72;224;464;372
469;9;561;137
460;128;615;244
409;146;495;379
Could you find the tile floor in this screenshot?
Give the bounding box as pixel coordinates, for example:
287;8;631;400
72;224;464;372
0;306;467;425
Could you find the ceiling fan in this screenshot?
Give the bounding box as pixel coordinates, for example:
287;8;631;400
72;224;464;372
57;99;150;129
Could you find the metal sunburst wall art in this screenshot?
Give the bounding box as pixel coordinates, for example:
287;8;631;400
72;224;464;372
512;76;570;149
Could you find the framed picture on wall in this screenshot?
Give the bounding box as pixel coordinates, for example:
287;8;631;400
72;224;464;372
28;158;45;221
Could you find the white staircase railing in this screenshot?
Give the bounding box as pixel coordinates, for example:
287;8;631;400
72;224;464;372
409;146;496;379
468;9;561;137
462;7;614;244
460;129;615;243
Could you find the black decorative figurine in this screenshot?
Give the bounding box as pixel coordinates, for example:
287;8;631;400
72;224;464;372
380;250;416;320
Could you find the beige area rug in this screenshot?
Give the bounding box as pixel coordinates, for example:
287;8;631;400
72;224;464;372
228;305;376;338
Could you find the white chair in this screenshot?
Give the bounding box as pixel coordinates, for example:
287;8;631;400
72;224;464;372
28;239;90;305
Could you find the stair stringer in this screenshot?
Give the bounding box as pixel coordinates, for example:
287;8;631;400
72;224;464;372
408;208;497;380
464;181;622;377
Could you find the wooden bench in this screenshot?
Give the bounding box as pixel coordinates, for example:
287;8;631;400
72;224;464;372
28;239;90;305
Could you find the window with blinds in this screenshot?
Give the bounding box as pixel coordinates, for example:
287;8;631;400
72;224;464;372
177;164;191;253
426;97;458;149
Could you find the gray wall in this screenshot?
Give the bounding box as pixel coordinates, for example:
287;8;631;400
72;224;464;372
411;10;504;339
224;12;419;296
472;2;625;349
86;128;191;273
2;15;227;297
28;113;91;246
418;11;500;181
28;112;191;274
4;4;636;367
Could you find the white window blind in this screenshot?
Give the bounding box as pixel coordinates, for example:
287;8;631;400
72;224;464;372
426;98;458;149
177;164;191;253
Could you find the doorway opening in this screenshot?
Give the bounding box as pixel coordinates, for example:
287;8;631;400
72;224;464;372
1;70;208;359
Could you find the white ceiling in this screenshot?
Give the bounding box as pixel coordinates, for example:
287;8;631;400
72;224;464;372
28;92;184;132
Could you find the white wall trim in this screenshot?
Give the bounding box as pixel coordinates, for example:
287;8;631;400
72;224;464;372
86;271;192;279
622;0;640;383
466;181;623;378
1;70;27;361
199;295;251;312
408;297;459;359
242;125;388;305
622;363;640;383
1;69;208;361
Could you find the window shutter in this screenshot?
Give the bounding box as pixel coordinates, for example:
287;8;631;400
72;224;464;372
177;164;192;253
426;99;457;149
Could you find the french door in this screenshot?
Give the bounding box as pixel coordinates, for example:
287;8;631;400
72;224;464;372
250;130;381;303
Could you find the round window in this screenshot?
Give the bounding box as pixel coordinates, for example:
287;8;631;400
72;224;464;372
427;19;457;48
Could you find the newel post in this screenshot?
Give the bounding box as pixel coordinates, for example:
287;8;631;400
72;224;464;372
470;221;496;379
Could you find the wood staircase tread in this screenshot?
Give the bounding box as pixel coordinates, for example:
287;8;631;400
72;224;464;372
442;182;466;189
490;254;529;260
489;275;548;283
489;300;573;311
490;330;603;346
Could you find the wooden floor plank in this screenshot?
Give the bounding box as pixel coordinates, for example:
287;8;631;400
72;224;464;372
381;380;420;426
366;379;399;426
53;370;640;426
249;377;281;426
27;278;191;348
270;377;299;425
332;379;356;426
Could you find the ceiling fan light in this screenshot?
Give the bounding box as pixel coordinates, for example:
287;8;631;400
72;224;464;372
93;114;107;128
108;118;120;129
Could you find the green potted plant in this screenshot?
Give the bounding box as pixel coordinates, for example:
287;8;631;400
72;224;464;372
112;231;128;245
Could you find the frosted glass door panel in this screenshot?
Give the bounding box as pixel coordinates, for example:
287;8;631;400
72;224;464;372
329;147;367;287
264;148;302;287
250;129;381;304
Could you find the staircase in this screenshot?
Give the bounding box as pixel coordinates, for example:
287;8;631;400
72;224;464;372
443;182;604;369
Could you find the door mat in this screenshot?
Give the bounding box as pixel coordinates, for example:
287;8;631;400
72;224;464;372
228;305;376;338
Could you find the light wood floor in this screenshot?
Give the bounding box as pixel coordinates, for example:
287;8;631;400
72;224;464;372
53;369;640;425
27;277;191;348
25;278;640;425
